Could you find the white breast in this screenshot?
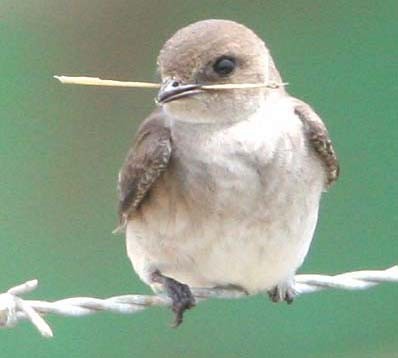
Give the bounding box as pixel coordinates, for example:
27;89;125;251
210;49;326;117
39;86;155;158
126;97;325;293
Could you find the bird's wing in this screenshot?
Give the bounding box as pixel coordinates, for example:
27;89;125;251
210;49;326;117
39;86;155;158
116;110;172;231
293;99;340;188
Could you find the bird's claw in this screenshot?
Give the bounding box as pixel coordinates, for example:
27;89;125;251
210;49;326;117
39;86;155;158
151;271;195;327
268;282;296;304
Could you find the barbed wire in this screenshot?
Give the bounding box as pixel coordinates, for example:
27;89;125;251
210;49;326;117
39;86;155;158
0;265;397;338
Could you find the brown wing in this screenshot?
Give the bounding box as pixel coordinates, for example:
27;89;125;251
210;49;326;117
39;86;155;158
293;99;339;187
116;110;172;230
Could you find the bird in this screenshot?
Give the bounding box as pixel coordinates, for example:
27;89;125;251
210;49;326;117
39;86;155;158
117;19;339;326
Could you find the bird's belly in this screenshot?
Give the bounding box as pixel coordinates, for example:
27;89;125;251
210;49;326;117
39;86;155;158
126;160;322;293
126;207;319;293
196;211;318;292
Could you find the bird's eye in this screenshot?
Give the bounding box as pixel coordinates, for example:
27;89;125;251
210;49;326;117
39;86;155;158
213;56;236;76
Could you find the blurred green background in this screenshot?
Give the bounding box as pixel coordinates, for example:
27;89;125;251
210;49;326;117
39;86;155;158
1;1;397;357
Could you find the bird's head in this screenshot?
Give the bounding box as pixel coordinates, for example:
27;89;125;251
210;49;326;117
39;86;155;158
156;19;284;123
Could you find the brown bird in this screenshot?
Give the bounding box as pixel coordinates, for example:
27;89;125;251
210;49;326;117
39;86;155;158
117;19;339;326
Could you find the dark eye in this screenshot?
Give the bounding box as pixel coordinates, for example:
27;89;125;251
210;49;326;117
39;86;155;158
213;56;236;76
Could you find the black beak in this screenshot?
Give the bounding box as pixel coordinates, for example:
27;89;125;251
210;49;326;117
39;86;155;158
156;79;202;104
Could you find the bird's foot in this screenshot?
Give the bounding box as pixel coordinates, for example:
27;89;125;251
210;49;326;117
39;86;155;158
268;281;296;304
151;271;195;327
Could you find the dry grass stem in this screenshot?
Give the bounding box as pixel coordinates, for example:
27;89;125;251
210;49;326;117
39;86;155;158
54;75;286;90
54;76;161;88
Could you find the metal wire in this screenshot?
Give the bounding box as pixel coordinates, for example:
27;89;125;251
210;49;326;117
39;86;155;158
1;265;397;338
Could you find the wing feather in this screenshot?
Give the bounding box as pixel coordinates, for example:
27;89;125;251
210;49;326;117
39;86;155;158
117;111;172;229
293;100;339;187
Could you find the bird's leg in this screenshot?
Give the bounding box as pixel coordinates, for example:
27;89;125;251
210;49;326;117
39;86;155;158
151;270;195;327
267;279;296;304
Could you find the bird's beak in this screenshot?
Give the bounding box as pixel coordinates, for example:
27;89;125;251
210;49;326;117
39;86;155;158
156;79;203;104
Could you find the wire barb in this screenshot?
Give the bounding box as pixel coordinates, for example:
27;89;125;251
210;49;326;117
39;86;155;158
0;265;397;338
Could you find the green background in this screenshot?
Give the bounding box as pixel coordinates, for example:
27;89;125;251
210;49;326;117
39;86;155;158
1;1;397;357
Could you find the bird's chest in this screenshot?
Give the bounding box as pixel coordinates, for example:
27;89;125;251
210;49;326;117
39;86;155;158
166;111;311;214
168;122;271;216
